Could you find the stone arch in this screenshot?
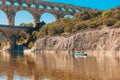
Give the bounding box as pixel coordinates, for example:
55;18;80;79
53;6;59;10
46;5;51;9
31;4;36;8
22;3;27;7
0;10;9;25
64;14;74;18
39;4;44;9
14;2;19;6
74;8;80;13
15;10;34;27
40;12;57;24
67;8;73;12
61;7;66;11
5;1;11;5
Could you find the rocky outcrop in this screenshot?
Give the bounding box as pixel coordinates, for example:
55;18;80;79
32;27;120;53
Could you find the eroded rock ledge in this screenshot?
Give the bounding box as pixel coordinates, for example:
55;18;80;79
32;27;120;54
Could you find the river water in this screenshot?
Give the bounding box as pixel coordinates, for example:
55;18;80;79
0;51;120;80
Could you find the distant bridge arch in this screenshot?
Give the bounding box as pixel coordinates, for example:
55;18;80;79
40;12;57;23
64;14;74;18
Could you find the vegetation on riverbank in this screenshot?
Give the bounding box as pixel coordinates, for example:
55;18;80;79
1;6;120;49
18;6;120;48
38;6;120;36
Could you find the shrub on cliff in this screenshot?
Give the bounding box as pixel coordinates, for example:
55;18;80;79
64;25;73;33
75;22;88;30
89;18;103;28
114;21;120;28
114;6;120;20
104;18;116;26
74;11;91;20
37;6;120;37
39;26;48;36
74;9;102;21
28;41;34;48
102;10;114;19
32;31;39;39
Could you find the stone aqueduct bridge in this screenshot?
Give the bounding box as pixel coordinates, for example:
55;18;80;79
0;0;89;49
0;0;89;26
0;25;33;48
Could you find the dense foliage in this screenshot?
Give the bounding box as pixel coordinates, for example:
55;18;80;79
20;23;34;27
16;22;46;48
8;6;120;49
38;6;120;36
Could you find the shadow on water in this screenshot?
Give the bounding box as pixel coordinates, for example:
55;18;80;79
10;45;24;58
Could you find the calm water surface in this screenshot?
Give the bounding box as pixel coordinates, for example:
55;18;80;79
0;51;120;80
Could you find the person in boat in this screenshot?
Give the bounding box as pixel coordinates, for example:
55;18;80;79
80;48;84;54
81;51;84;54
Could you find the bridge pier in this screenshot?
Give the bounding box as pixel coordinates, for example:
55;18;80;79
34;18;40;27
7;11;16;26
9;35;17;50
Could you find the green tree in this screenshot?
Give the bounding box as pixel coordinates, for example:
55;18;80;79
26;23;34;27
20;23;26;26
20;23;34;27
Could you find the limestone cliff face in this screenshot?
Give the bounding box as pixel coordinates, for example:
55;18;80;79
32;28;120;53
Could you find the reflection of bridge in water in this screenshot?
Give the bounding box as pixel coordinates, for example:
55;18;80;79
0;52;120;80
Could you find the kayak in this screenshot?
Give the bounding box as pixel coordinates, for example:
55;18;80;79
74;53;87;58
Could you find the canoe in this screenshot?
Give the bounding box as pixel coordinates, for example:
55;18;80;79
74;53;87;58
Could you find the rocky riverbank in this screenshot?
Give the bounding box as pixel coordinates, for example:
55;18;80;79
32;27;120;54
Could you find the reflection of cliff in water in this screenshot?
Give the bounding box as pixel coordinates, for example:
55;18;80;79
0;52;120;80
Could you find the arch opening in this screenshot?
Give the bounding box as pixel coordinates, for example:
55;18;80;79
46;6;51;9
15;10;34;27
6;1;11;5
75;9;79;13
0;31;10;50
68;8;73;12
61;7;65;11
0;1;2;4
40;12;56;24
54;6;59;10
14;2;19;6
31;4;36;8
64;14;74;19
39;5;44;9
22;3;27;7
0;10;8;25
